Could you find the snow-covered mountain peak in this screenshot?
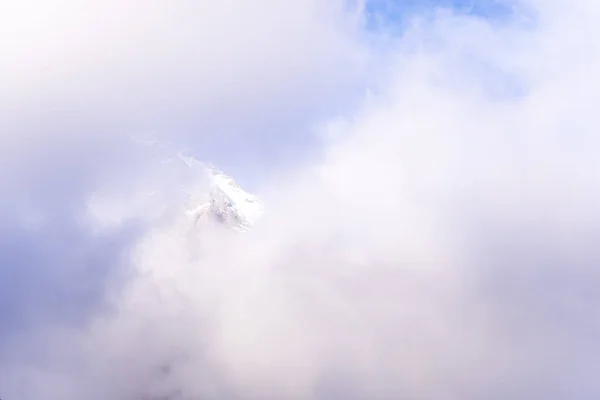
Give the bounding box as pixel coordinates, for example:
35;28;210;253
178;153;264;231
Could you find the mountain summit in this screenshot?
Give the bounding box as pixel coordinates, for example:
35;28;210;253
178;154;264;231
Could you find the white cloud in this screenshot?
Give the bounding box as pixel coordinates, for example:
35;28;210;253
0;0;367;174
2;0;600;399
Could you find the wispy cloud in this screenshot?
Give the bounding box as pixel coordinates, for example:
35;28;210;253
2;0;600;398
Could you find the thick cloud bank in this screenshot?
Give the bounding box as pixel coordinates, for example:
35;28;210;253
2;0;600;399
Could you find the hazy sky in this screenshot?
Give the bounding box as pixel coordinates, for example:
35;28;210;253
2;0;600;399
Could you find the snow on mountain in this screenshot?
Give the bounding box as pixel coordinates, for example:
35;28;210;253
178;153;264;232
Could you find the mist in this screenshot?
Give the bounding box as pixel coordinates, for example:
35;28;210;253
2;0;600;399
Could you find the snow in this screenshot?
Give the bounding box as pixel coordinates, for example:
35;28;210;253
178;154;264;231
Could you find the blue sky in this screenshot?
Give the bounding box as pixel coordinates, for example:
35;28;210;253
2;0;600;398
365;0;514;22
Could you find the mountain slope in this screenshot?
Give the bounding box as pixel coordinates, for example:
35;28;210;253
179;154;264;231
